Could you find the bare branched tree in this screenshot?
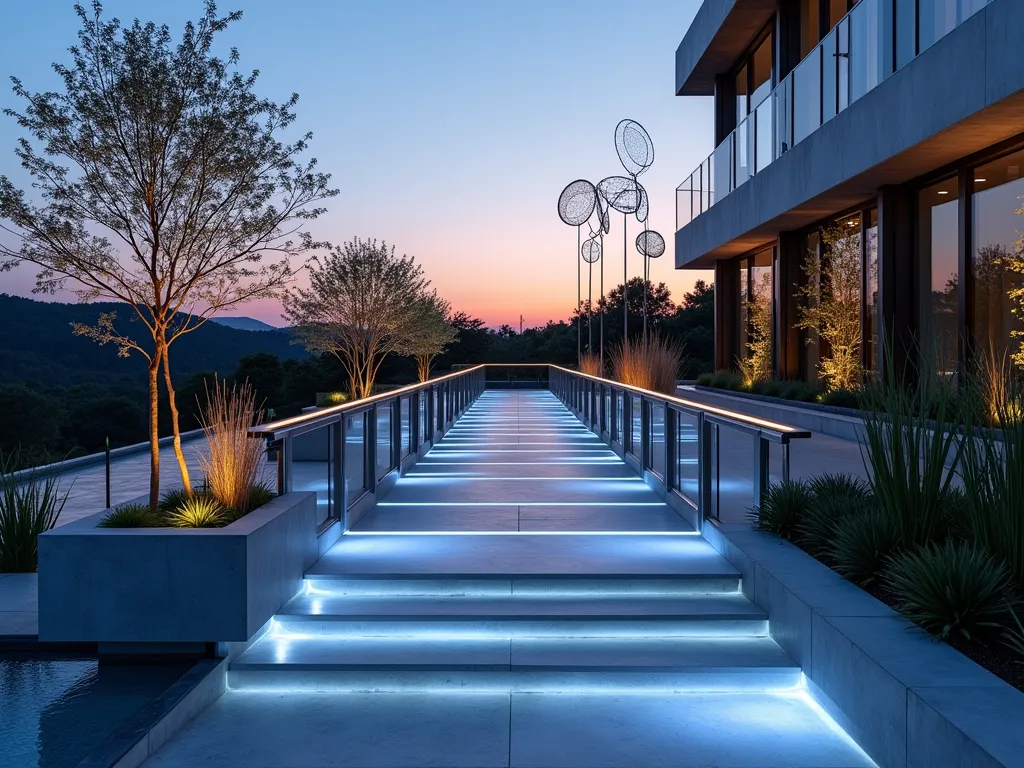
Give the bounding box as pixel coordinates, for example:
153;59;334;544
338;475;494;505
407;291;458;382
0;2;336;509
283;238;429;399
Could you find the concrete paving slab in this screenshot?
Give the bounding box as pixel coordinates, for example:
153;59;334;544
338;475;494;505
143;691;511;767
352;504;520;532
509;692;875;767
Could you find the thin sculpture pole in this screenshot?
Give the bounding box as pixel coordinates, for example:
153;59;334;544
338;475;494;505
623;213;628;343
599;234;605;372
587;258;593;354
643;253;649;345
577;226;581;367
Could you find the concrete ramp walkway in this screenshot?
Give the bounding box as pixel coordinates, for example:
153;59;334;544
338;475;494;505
145;391;874;768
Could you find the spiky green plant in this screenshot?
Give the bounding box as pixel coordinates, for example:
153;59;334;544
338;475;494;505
959;364;1024;592
884;542;1013;643
749;480;812;541
98;503;162;528
224;482;276;522
1004;603;1024;659
859;342;961;548
806;472;871;502
796;494;866;562
165;494;226;528
832;511;902;587
0;453;70;572
159;487;190;515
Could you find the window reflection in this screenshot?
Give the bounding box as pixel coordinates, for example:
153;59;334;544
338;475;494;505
973;149;1024;365
918;177;960;374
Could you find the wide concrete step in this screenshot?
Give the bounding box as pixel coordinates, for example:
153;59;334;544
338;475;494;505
303;575;740;596
273;593;767;637
229;635;800;693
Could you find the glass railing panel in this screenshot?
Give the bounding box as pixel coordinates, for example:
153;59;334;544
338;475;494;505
850;0;883;104
792;48;820;145
650;404;666;477
290;424;332;525
713;135;733;201
734;116;752;188
615;391;624;444
345;412;366;504
418;394;427;446
755;98;773;174
629;396;642;457
821;29;837;123
375;405;392;482
837;17;850;113
674;410;699;505
774;74;792;157
709;424;755;523
603;388;611;434
400;396;411;458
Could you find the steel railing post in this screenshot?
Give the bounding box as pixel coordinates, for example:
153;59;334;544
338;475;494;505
754;434;770;511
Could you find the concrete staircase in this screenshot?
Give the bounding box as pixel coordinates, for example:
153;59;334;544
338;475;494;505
229;535;801;695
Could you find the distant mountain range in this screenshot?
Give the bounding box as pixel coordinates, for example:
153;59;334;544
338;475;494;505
210;316;279;332
0;294;307;386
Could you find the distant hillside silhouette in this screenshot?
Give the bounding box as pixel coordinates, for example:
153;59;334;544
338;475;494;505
0;294;306;386
210;316;279;332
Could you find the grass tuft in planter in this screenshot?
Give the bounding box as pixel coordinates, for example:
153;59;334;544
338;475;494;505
98;503;162;528
165;494;227;528
832;511;901;587
884;541;1015;643
0;454;69;572
749;480;811;541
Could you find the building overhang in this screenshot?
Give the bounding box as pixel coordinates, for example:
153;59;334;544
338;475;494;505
675;1;1024;267
676;0;777;96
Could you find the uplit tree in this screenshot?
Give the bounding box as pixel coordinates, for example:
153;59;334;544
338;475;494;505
406;291;458;382
0;2;335;508
797;223;863;391
283;238;429;399
738;272;773;385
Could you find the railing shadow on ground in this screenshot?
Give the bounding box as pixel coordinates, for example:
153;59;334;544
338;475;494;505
248;364;812;535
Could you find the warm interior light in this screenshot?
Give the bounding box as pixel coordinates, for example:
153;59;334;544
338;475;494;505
975;178;987;182
938;190;949;195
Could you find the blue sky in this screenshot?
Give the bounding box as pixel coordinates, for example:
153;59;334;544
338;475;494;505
0;0;711;327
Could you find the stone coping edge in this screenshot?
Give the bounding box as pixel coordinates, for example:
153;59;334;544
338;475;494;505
75;657;226;768
702;521;1024;768
7;429;205;483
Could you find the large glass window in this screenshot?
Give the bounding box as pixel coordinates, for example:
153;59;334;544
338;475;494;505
865;209;879;370
918;177;960;374
829;0;852;30
800;0;821;58
749;33;774;110
738;250;774;380
972;149;1024;364
735;65;748;124
850;0;883;103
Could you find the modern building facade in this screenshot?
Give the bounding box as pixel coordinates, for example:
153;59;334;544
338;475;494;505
674;0;1024;382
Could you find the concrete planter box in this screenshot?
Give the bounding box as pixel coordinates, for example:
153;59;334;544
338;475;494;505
703;523;1024;768
37;492;318;645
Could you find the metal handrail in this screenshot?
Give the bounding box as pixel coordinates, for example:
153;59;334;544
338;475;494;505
252;363;812;532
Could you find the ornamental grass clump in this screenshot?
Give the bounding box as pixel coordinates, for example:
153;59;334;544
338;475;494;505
884;541;1015;643
611;337;684;395
579;353;603;377
98;503;161;528
749;479;812;541
165;494;227;528
832;511;901;587
796;474;871;562
859;349;961;549
0;452;69;572
199;378;267;517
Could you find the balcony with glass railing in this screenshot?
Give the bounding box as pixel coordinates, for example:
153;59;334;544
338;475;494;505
676;0;995;233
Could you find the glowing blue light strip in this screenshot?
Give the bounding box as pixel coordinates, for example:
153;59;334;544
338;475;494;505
402;475;645;482
343;530;700;536
375;502;667;507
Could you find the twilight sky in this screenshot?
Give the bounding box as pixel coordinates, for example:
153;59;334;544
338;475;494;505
0;0;712;328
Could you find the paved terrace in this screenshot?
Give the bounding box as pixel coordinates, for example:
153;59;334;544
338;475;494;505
144;391;874;768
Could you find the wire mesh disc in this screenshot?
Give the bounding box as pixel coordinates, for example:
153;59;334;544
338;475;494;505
557;180;597;226
635;183;649;222
636;230;665;259
597;175;642;214
595;194;611;234
581;237;601;263
615;120;655;177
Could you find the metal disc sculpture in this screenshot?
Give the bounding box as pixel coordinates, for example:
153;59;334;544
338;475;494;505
558;180;598;366
582;237;601;355
615;119;655;178
609;120;655;344
636;230;666;343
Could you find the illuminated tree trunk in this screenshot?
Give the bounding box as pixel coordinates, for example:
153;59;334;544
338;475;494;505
161;343;192;493
147;354;161;511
